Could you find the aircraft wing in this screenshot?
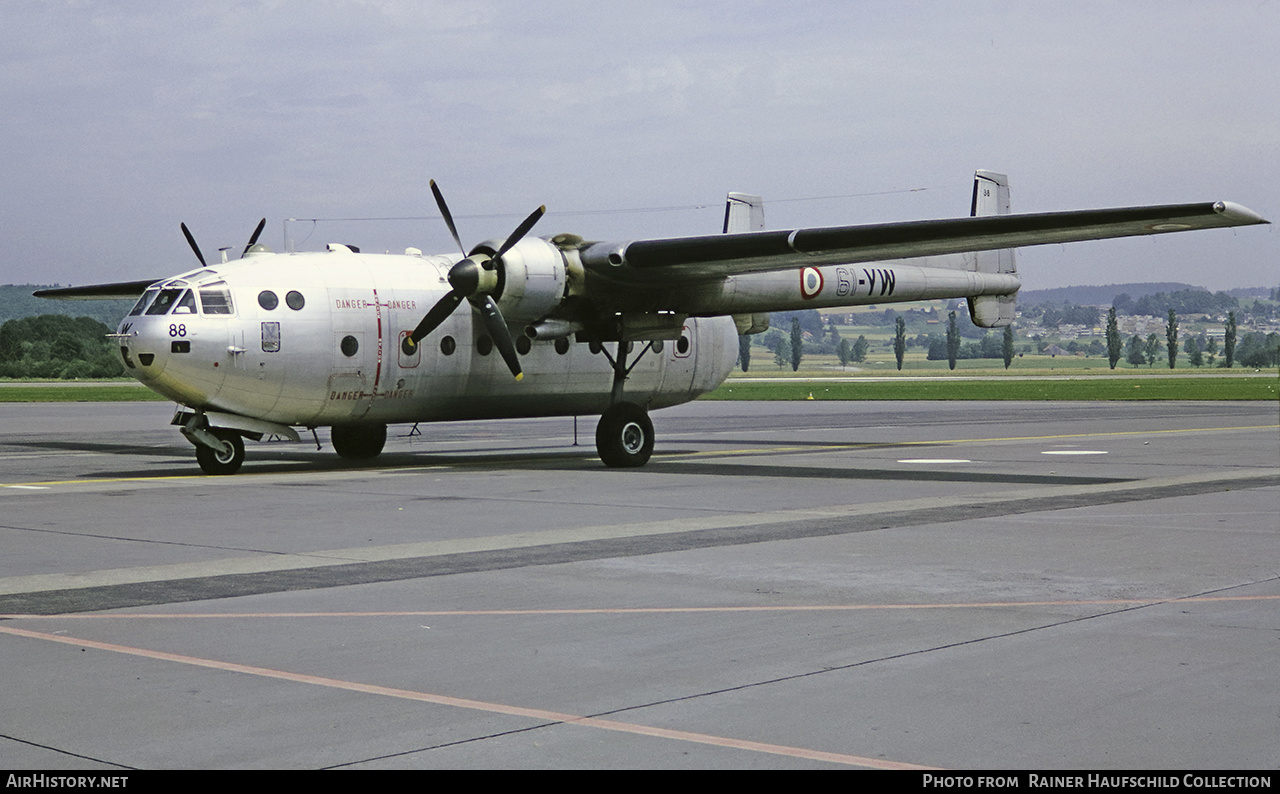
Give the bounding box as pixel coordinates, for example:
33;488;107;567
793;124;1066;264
33;280;162;300
581;201;1267;279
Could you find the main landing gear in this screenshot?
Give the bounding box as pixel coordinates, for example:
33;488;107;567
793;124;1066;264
596;402;654;468
330;424;388;460
593;337;657;468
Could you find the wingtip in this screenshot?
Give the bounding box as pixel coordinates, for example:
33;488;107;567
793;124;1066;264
1214;201;1270;225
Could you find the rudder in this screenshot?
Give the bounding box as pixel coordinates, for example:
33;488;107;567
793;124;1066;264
968;170;1018;327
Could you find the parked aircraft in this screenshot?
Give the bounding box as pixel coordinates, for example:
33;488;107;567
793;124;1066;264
35;172;1267;474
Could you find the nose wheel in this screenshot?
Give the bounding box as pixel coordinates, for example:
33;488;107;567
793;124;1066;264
195;428;245;475
596;402;653;468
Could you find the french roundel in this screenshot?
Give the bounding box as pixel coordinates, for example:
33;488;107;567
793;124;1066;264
800;267;823;300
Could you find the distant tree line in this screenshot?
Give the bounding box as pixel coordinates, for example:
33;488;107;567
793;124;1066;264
0;315;125;378
1114;289;1238;317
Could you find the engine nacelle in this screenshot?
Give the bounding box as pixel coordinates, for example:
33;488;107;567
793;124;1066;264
474;237;568;324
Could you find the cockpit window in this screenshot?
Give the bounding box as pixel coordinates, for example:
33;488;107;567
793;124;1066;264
173;290;198;315
145;289;185;315
199;282;234;315
128;289;158;316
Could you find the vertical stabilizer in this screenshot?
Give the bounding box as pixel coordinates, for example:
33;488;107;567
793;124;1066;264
724;192;765;233
726;192;769;334
968;170;1018;327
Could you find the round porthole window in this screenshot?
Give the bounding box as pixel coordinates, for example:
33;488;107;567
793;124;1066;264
340;335;359;357
440;336;456;355
554;338;570;355
676;336;690;355
476;335;493;356
285;291;305;310
516;336;532;355
258;290;278;310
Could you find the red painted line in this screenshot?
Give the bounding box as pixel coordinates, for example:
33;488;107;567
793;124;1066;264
0;624;932;769
371;286;383;393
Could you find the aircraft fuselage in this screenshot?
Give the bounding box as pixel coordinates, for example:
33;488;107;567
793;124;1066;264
116;246;739;430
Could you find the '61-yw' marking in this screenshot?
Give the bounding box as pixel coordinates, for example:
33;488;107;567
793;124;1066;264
835;267;896;298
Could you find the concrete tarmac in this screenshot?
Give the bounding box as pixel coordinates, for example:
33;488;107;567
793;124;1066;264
1;399;1277;769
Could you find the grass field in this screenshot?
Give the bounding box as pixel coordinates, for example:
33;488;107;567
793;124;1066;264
706;377;1278;401
0;383;166;402
1;368;1276;403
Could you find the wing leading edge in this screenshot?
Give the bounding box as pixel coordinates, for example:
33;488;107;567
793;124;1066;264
581;201;1267;279
33;280;162;300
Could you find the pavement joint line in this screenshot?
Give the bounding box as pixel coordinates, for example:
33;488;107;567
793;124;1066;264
0;467;1275;598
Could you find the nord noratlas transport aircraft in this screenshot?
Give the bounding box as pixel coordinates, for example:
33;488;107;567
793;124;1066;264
34;172;1268;474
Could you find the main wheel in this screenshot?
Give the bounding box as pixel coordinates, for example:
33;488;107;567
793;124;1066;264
195;428;245;475
331;424;388;460
596;402;654;468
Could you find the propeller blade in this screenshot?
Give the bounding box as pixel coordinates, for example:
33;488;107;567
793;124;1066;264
430;179;467;258
242;217;267;257
409;289;466;345
180;223;207;267
494;205;546;260
476;295;523;380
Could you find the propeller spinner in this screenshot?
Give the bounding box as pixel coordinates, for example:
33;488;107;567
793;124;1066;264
403;181;545;381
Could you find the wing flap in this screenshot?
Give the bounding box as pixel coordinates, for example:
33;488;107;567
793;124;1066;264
589;201;1266;278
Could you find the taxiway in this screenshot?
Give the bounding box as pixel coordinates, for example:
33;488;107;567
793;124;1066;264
1;399;1277;769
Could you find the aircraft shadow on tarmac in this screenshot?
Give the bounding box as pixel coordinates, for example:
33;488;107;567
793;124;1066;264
9;437;1131;487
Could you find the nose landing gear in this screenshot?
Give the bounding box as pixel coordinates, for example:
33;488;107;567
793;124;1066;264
193;428;245;475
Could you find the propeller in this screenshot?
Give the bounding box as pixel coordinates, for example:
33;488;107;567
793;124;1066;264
404;180;545;381
181;218;269;266
181;222;207;267
241;218;267;257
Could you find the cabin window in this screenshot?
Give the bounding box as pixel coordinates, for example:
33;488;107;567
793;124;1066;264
199;282;234;315
285;291;305;310
128;289;158;316
476;335;493;356
258;290;278;310
145;289;185;315
440;336;456;355
516;336;531;355
554;338;570;355
340;335;359;357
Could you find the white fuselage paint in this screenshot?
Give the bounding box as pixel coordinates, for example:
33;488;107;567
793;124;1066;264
116;247;739;429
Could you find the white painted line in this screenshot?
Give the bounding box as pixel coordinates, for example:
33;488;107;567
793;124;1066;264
2;485;50;490
1041;450;1108;455
897;458;972;464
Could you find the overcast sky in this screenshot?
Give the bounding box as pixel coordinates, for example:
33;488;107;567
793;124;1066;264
3;1;1276;291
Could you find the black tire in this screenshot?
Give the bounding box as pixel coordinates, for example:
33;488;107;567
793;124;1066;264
195;428;245;475
595;402;654;468
331;424;387;460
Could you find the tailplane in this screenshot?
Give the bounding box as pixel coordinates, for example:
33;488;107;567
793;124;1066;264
967;170;1018;327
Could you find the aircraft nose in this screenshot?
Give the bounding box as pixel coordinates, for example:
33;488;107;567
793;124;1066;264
119;320;171;381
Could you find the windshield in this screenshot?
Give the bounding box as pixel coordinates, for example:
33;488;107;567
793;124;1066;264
144;288;185;315
128;289;158;316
